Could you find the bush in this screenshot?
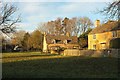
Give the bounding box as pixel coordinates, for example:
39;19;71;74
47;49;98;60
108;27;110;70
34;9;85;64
56;47;66;54
78;38;88;48
109;38;120;49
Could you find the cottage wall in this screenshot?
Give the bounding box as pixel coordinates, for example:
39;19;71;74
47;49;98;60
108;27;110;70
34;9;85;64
88;30;120;50
117;30;120;37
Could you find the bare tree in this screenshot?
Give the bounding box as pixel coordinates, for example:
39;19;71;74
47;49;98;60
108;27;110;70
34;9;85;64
62;17;77;36
37;22;47;34
75;17;93;36
38;18;62;35
11;30;26;46
38;17;93;36
0;3;20;35
38;21;56;34
54;17;63;35
100;0;120;20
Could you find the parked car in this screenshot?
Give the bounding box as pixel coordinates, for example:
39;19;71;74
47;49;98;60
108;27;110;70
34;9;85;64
13;46;23;52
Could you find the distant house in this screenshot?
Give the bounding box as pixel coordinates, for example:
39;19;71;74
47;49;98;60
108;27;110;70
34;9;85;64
43;32;79;53
88;20;120;50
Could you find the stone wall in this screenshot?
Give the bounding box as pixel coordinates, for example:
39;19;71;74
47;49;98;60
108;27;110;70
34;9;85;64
100;49;120;58
63;49;120;58
62;49;80;56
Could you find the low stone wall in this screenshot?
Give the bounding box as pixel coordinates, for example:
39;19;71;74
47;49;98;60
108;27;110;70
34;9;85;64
100;49;120;58
63;49;80;56
63;49;120;58
79;50;95;56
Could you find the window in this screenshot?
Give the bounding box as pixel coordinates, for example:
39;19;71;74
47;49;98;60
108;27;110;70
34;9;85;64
52;39;61;44
64;40;72;44
52;39;56;44
56;40;61;43
101;43;106;49
93;34;96;39
112;31;117;37
67;40;71;43
93;45;96;49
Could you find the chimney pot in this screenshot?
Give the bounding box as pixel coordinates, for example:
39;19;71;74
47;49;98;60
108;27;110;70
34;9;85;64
95;20;100;27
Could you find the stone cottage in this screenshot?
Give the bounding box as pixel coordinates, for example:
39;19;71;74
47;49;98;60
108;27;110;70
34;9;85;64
43;32;79;53
88;20;120;50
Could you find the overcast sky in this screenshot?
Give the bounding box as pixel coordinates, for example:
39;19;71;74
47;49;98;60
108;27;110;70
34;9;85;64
2;0;114;32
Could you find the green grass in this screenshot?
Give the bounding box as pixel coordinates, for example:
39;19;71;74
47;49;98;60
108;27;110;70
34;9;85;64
2;52;119;78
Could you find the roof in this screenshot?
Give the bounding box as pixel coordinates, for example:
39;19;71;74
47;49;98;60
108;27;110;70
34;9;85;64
89;20;120;34
46;34;78;44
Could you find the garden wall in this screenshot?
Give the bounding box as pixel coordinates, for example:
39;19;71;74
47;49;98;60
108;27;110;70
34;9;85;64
63;49;80;56
63;49;120;58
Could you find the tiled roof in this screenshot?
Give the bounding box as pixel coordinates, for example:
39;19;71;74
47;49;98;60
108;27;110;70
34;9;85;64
46;34;78;44
89;20;120;34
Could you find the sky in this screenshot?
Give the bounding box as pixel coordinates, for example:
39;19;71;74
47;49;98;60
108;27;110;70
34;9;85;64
2;0;114;32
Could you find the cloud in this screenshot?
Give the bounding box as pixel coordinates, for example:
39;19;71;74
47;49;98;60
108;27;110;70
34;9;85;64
19;2;105;21
16;23;32;29
59;2;101;14
19;2;55;18
16;22;37;32
4;0;113;2
59;3;80;13
20;3;43;14
12;2;108;32
0;2;3;8
25;29;34;33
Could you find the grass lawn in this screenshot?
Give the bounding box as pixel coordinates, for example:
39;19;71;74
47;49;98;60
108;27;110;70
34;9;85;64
2;52;119;78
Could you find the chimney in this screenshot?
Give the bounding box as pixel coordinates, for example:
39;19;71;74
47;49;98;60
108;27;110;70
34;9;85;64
95;20;100;27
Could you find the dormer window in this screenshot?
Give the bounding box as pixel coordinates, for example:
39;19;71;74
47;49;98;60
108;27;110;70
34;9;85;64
52;39;61;44
64;40;71;44
67;40;71;43
93;34;96;39
52;39;56;44
56;40;61;43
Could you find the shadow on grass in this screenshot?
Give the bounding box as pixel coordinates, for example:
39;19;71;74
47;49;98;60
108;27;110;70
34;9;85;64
2;56;119;78
2;53;58;59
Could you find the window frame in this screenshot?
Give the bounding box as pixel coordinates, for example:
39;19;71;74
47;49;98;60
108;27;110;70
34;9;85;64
93;34;96;39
